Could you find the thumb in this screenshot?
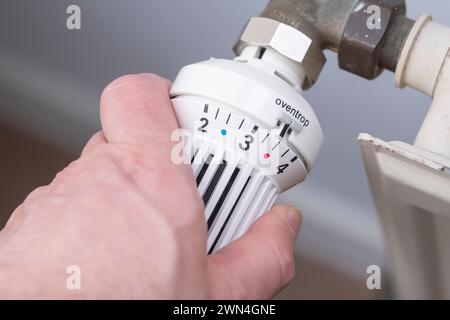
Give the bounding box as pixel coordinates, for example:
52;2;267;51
207;204;302;299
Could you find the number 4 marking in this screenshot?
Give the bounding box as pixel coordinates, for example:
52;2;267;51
277;164;289;175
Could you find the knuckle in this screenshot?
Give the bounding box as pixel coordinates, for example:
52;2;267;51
22;192;67;214
277;247;296;285
84;150;131;191
25;185;52;201
53;159;82;182
112;145;148;180
233;284;256;300
267;234;296;286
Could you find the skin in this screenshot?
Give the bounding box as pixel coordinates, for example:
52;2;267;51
0;74;302;299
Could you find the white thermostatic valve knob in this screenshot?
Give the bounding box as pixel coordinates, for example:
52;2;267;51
170;47;324;254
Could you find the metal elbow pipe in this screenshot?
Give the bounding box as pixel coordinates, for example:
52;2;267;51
256;0;415;81
233;0;359;90
260;0;359;51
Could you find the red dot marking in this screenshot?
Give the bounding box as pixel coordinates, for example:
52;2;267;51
264;153;271;159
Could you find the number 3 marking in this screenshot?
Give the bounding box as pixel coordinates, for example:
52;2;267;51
239;134;254;151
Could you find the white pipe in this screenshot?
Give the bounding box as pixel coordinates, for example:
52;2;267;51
387;15;450;300
415;57;450;158
396;15;450;158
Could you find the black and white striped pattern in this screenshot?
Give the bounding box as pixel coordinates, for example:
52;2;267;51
191;146;278;254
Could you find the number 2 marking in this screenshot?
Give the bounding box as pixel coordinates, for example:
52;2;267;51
198;118;209;133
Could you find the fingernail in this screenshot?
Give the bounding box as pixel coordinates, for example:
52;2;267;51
287;208;302;239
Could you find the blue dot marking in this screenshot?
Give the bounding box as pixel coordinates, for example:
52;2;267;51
221;129;227;136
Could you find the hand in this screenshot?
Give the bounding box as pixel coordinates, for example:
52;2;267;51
0;74;302;299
